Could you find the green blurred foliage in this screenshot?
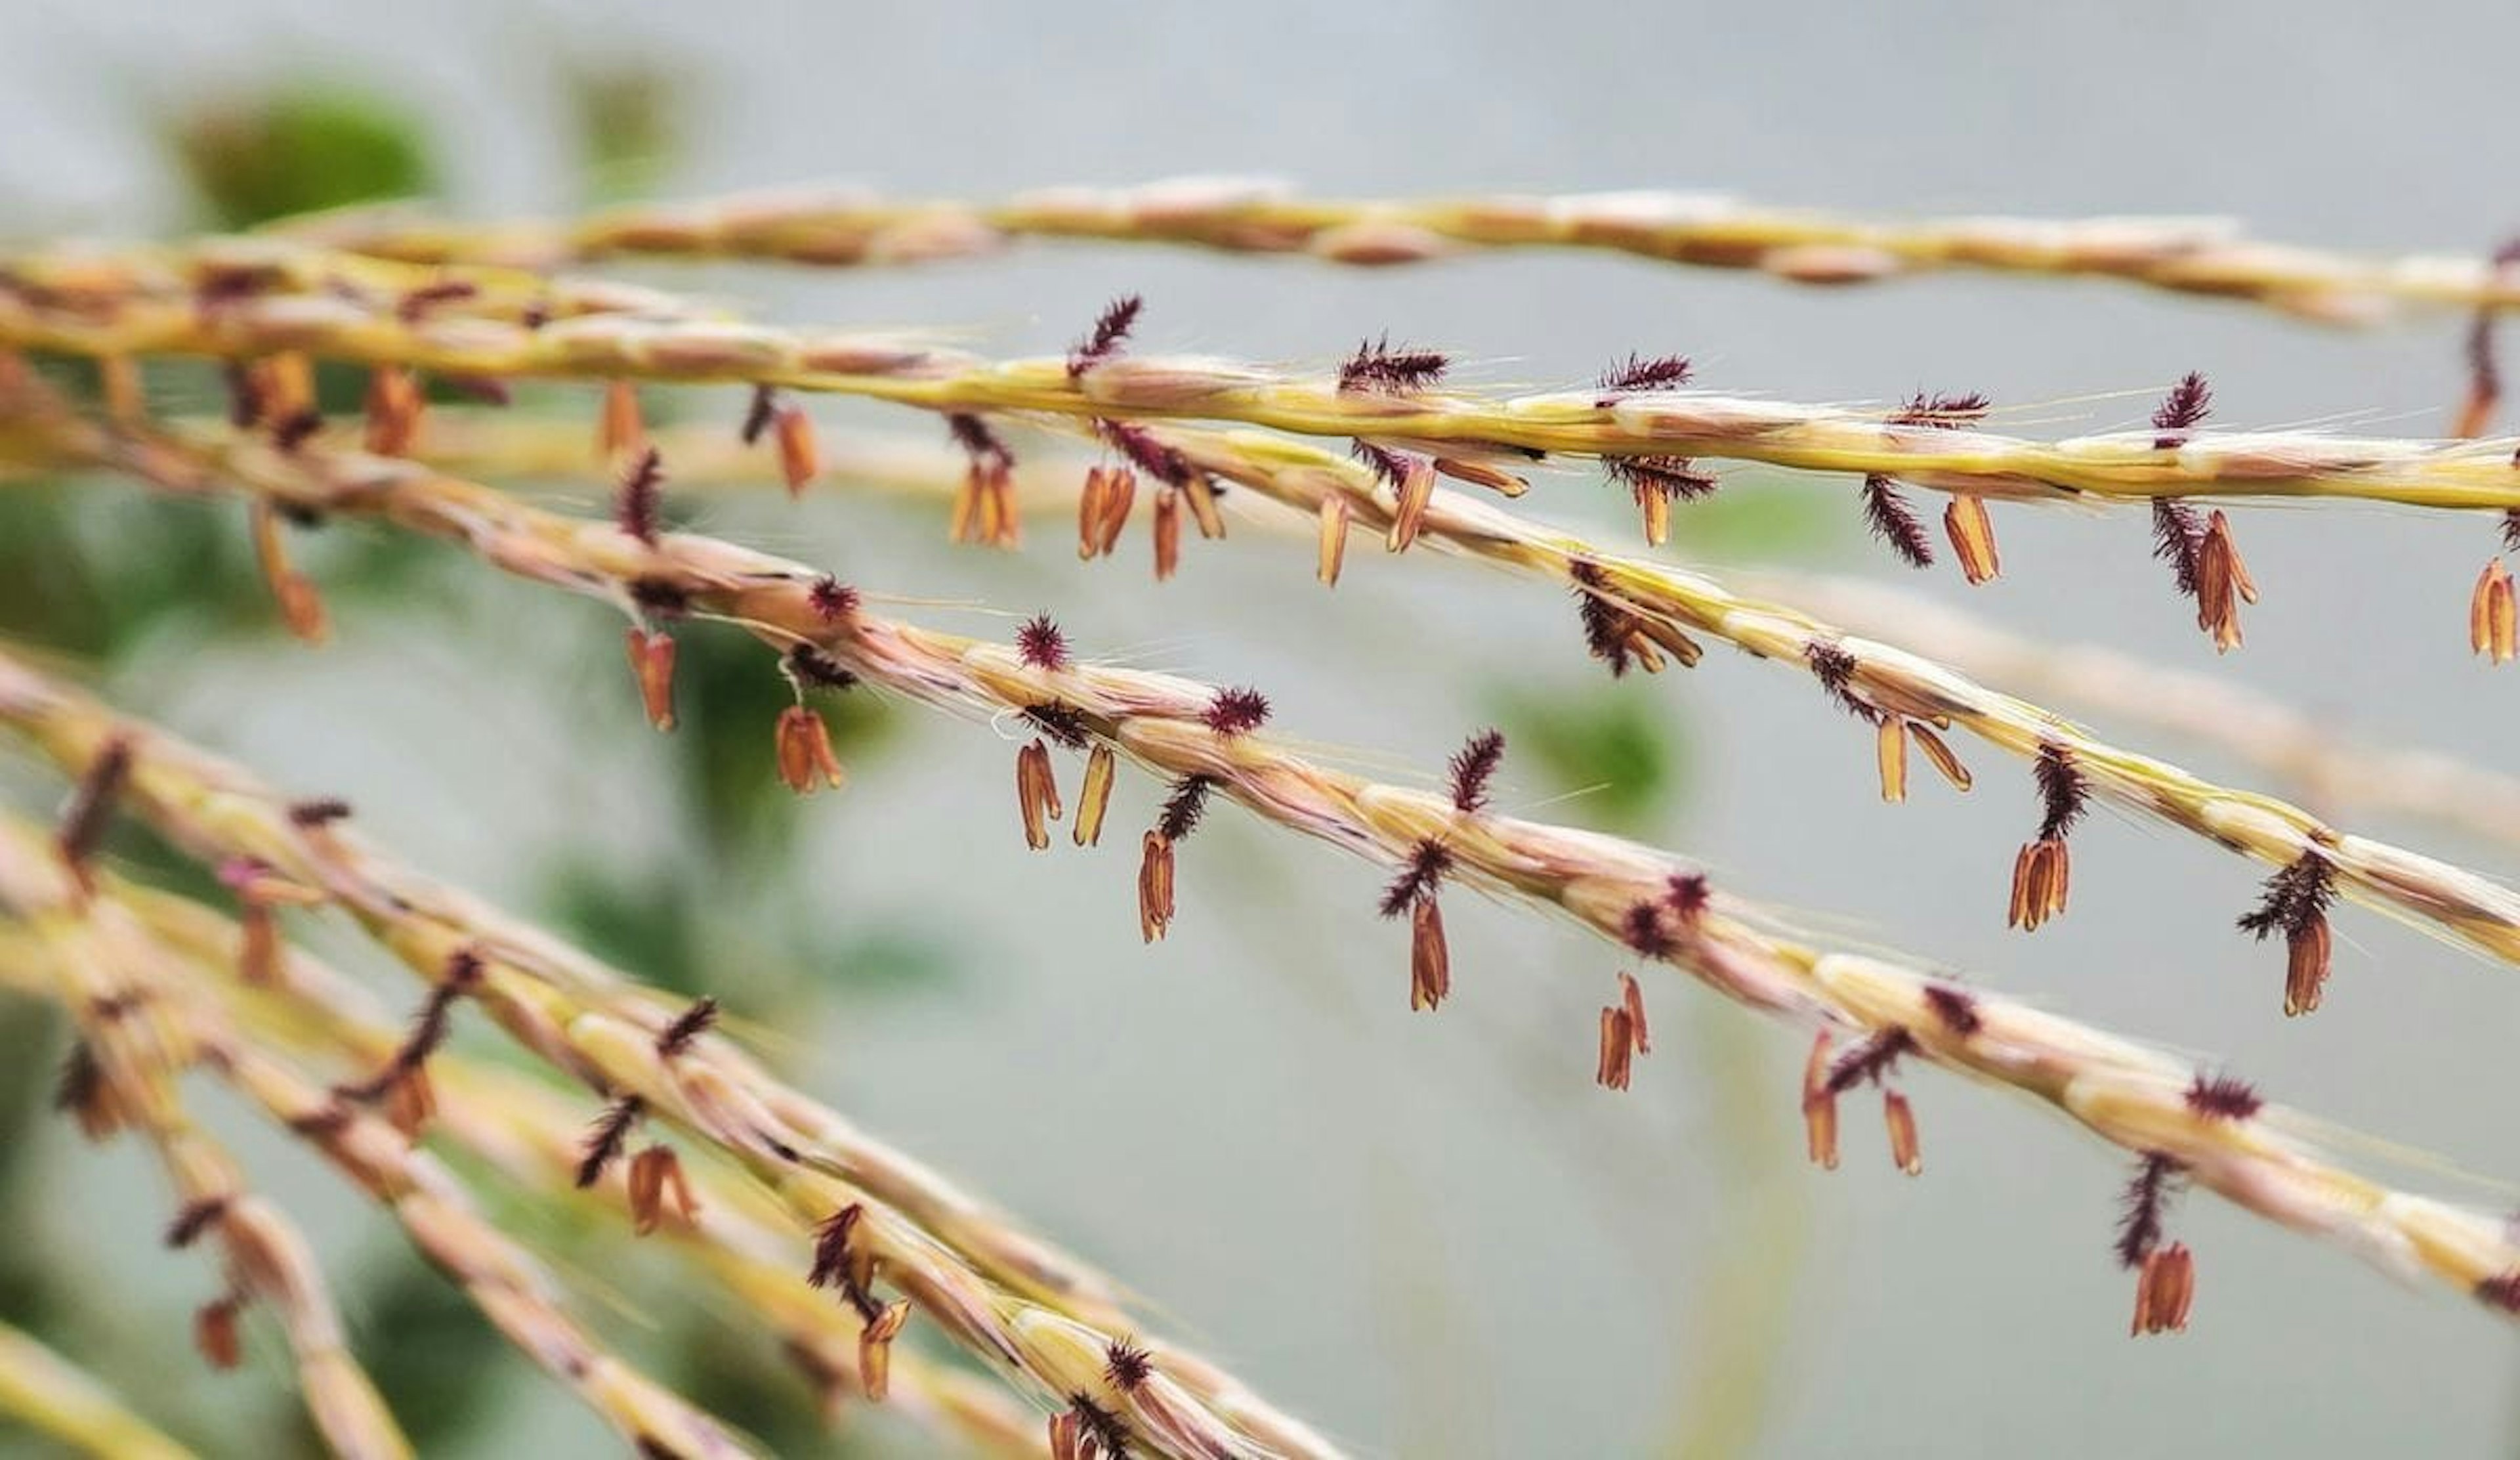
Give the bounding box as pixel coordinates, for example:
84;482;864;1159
341;1252;514;1452
561;60;688;204
1675;478;1845;562
1488;682;1690;833
164;83;438;230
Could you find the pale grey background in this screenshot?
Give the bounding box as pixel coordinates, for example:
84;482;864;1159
1;1;2515;1455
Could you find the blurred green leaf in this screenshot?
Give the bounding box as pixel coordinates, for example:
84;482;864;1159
165;83;436;229
1487;682;1690;832
561;60;688;204
345;1252;511;1451
1677;479;1844;561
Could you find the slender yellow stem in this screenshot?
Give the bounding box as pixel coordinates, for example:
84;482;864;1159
0;1320;196;1460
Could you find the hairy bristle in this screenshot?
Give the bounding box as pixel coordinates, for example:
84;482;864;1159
1156;775;1217;842
1622;900;1676;958
615;446;664;546
740;384;778;446
946;412;1014;471
1101;418;1190;487
1338;333;1450;395
629;578;692;618
1016;614;1070;672
1378;839;1454;918
807;1203;863;1291
807;576;859;622
2032;743;2090;842
1604;455;1719;505
2151;372;2213;447
1022;702;1091;752
575;1094;644;1188
52;1042;100;1117
2236;852;2336;941
164;1196;228;1249
1922;985;1983;1036
1803;643;1877;723
1887;391;1992;429
1068;294;1144;379
1594;352;1692;404
1067;1394;1132;1460
2502;509;2520;555
2151;498;2206;598
1568;559;1639;677
1349;438;1410;491
785;643;858;691
56;735;133;876
2115;1152;2184;1268
286;797;352;828
1824;1027;1914;1094
656;997;719;1058
1104;1339;1154;1392
1858;475;1935;569
1202;686;1270;737
2183;1072;2263;1121
1447;729;1505;813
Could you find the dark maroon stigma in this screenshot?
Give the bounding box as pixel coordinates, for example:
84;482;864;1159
1068;294;1144;379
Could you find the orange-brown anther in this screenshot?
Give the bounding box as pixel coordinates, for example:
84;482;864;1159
1385;454;1436;553
977;462;1021;549
195;1294;244;1370
249;500;329;645
1152;486;1183;582
1876;716;1909;803
101;355;145;424
1016;738;1062;849
380;1070;434;1139
1909;723;1972;791
1074;744;1116;848
1184;472;1226;540
1138;832;1176;942
363;365;423;456
2132;1242;2196;1336
1637;615;1704;668
774;406;819;498
628;1145;700;1235
1883;1089;1922;1176
1639;483;1673;547
1095;468;1137;557
1409;896;1450;1012
2473;559;2517;664
1434;456;1528;498
788;705;846;794
1801;1029;1840;1170
238;903;279;987
624;628;677;732
1597;1005;1635;1090
1049;1411;1085;1460
949;464;983;544
2009;838;2072;930
2194;510;2256;653
1943;493;2001;584
2457;381;2498;441
1078;467;1112;559
2284;915;2331;1018
859;1299;910;1402
262;353;314;422
1618;971;1651;1055
598;378;645;463
1316;495;1351;586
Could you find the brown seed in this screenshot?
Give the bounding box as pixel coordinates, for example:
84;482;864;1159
1016;738;1061;850
774;407;819;498
1639;483;1673;546
1909;723;1972;791
1139;832;1175;942
625;628;677;732
1074;744;1116;847
1943;493;2001;584
598;378;646;463
1876;716;1909;804
1597;1005;1635;1090
1883;1089;1922;1176
1078;467;1112;559
1095;468;1137;557
2283;915;2331;1018
1801;1030;1840;1170
363;366;423;456
628;1146;700;1235
1184;471;1226;540
195;1294;244;1370
1316;494;1351;587
2473;559;2517;664
859;1299;910;1402
1618;970;1651;1055
1409;895;1450;1011
2132;1242;2196;1336
1153;487;1182;582
1385;454;1436;553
